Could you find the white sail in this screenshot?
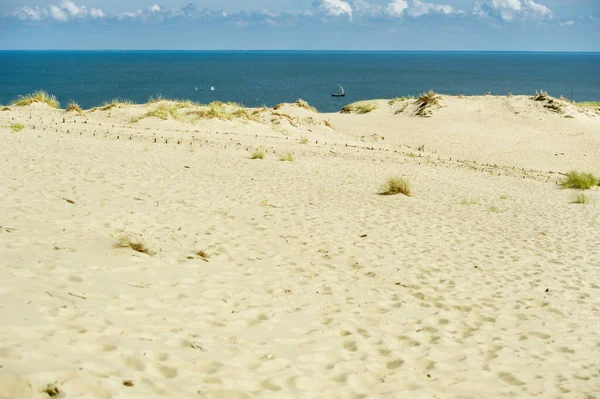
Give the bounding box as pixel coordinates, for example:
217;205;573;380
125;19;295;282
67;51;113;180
338;84;345;96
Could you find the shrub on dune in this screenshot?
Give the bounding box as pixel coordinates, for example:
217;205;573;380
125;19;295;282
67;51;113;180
572;193;591;205
250;149;265;159
561;171;599;190
414;90;439;117
11;123;24;132
279;153;294;162
66;101;84;115
12;91;60;108
379;177;411;196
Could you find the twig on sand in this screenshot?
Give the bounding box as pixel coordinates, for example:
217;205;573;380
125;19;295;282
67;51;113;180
0;226;19;232
68;292;87;300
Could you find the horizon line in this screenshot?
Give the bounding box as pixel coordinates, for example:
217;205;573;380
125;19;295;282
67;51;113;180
1;49;600;54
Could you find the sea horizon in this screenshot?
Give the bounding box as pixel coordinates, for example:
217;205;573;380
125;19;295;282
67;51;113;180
1;50;598;111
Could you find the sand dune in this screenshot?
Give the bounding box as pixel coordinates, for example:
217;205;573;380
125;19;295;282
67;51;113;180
1;95;599;398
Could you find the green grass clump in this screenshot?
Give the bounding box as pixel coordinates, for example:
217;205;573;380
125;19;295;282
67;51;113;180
250;149;265;159
190;102;258;122
11;123;24;132
279;153;294;162
576;102;600;109
561;171;599;190
295;99;317;112
341;102;378;114
299;137;309;144
12;91;60;108
379;177;411;196
572;193;591;205
460;199;479;206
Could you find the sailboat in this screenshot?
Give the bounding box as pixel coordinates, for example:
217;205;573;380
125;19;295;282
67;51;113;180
331;82;345;97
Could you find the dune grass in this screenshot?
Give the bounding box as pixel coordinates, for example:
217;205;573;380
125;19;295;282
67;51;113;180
98;98;133;111
190;102;258;122
66;101;84;116
532;90;549;102
572;193;591;205
299;136;309;144
388;96;413;105
135;104;183;122
379;177;411;196
561;171;599;190
279;152;294;162
115;237;152;255
295;99;317;112
341;102;378;114
414;91;440;117
250;149;265;159
10;123;24;132
577;102;600;109
12;91;60;108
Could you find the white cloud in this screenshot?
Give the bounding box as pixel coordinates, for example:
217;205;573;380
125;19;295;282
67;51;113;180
523;0;551;18
149;5;161;13
386;0;408;17
407;0;454;17
475;0;552;21
560;20;574;26
49;5;69;21
61;1;87;16
13;6;44;20
89;8;104;18
353;0;383;17
313;0;353;18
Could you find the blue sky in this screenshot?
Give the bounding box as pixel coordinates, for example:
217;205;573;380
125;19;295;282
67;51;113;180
1;0;598;50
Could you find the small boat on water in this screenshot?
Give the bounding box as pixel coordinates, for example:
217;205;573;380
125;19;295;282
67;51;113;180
210;86;215;92
332;83;345;97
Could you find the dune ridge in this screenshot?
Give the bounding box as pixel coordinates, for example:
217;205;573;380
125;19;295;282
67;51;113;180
1;93;599;398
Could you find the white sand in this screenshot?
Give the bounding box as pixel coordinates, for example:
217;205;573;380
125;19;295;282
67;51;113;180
1;96;599;398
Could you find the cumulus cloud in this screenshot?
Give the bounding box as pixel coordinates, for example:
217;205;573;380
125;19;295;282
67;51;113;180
386;0;409;17
560;20;574;26
49;5;69;21
474;0;552;21
312;0;353;18
149;5;161;13
13;6;45;20
407;0;454;17
90;8;104;18
12;1;104;21
353;0;383;17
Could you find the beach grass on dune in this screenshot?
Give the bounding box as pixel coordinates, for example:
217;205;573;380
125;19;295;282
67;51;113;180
576;101;600;108
572;193;591;205
11;123;24;132
279;152;294;162
115;237;152;255
414;91;440;117
295;99;318;112
250;149;265;159
379;177;411;196
12;91;60;108
561;171;599;190
388;96;413;105
66;101;84;115
190;102;258;122
341;102;378;114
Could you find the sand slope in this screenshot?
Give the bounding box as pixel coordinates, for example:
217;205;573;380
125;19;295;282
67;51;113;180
1;97;599;398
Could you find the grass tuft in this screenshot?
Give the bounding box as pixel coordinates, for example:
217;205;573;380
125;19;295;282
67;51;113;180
190;102;258;122
341;102;378;114
295;99;317;112
561;171;599;190
572;193;591;205
11;123;24;132
388;96;413;105
12;91;60;108
66;101;84;116
414;90;440;117
299;136;309;144
532;90;549;101
250;149;265;159
379;177;411;196
279;152;294;162
115;237;152;255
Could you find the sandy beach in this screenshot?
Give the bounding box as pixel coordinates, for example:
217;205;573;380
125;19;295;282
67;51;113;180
1;94;599;398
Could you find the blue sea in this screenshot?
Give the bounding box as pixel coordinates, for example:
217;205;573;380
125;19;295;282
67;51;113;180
1;51;599;112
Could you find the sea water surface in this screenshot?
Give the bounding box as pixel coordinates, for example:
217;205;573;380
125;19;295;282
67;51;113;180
1;51;599;112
